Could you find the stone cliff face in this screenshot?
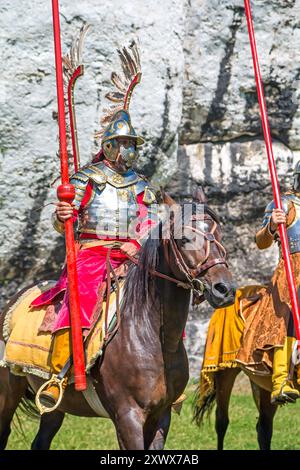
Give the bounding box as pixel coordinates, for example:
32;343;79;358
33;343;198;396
1;0;299;376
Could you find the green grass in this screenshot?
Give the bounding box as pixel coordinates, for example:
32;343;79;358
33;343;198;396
6;388;300;450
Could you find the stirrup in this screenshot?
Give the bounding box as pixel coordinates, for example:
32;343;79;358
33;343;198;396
271;379;299;405
35;374;67;415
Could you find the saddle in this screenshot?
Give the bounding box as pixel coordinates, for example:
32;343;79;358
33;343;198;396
1;280;124;380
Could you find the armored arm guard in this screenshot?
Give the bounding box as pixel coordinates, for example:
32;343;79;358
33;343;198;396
255;198;290;250
52;170;90;235
255;200;277;250
52;212;65;234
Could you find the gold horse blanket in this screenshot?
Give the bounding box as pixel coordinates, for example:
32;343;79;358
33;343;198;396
198;285;269;405
1;281;121;379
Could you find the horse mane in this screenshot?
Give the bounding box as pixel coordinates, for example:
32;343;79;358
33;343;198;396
122;224;162;314
122;201;220;313
202;204;220;224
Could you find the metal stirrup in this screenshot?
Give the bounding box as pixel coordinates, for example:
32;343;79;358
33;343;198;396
35;374;67;415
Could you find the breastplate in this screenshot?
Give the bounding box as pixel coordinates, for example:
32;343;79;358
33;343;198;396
78;163;147;239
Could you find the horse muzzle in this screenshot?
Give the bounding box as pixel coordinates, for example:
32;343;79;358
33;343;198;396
204;281;236;308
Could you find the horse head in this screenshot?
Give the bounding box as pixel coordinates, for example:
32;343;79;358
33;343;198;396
161;188;235;308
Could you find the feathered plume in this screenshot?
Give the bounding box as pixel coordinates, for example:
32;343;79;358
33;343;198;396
61;24;91;171
52;24;90;184
62;23;91;81
95;39;142;140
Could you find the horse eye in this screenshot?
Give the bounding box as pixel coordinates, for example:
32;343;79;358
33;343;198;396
181;236;190;244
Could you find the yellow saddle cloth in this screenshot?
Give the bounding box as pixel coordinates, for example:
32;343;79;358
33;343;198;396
2;281;121;379
195;285;264;410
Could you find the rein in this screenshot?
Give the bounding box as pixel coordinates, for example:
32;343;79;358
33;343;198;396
169;214;227;283
104;246;121;342
123;214;227;293
125;253;191;289
103;211;228;341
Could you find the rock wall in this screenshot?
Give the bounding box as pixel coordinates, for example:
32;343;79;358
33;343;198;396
1;0;300;376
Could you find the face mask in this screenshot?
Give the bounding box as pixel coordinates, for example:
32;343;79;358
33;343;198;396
102;138;119;161
119;144;138;167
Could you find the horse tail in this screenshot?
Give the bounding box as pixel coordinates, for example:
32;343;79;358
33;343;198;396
192;371;216;426
18;387;40;420
9;387;39;441
16;386;41;426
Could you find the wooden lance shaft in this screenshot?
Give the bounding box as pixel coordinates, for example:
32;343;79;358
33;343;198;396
244;0;300;345
51;0;86;390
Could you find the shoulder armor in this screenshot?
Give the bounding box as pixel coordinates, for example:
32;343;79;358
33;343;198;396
70;170;90;187
261;197;290;228
264;200;276;215
70;166;105;211
70;170;90;211
76;165;107;186
283;192;300;208
265;197;290;215
135;178;159;205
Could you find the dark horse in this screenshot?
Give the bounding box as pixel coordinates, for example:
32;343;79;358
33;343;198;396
194;363;280;450
0;191;235;450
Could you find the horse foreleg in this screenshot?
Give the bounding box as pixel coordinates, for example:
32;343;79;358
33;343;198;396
146;407;172;450
250;382;277;450
215;368;240;451
114;406;146;450
31;410;65;450
0;369;27;450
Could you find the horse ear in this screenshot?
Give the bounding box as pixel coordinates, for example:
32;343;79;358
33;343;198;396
161;188;177;207
160;189;181;234
194;186;207;204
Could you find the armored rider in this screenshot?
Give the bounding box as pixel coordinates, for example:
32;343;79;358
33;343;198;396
30;43;159;408
255;162;300;404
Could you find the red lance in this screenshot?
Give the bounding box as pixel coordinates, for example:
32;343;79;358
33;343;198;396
244;0;300;346
51;0;87;390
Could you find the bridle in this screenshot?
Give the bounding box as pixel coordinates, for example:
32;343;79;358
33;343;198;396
103;208;227;342
164;213;227;294
127;210;228;296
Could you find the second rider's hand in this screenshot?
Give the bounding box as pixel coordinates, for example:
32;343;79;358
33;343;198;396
55;201;74;222
269;208;287;233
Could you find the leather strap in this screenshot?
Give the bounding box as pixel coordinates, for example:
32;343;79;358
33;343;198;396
104;246;122;343
125;253;191;289
57;357;73;380
82;376;110;418
191;257;228;277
